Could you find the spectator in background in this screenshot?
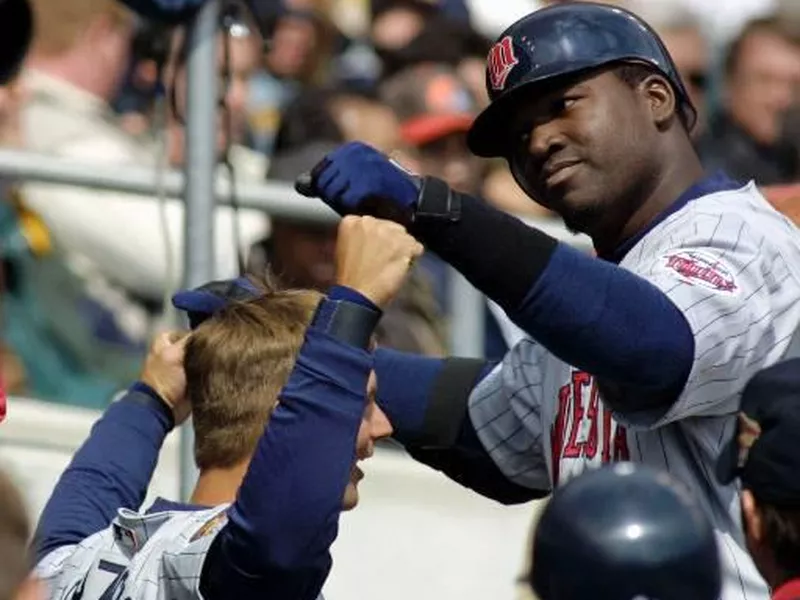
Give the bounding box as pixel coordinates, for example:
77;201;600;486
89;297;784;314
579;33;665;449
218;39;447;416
0;468;41;600
21;0;268;304
716;359;800;600
451;23;492;109
112;20;172;138
370;0;472;81
13;1;269;407
698;16;800;184
0;2;144;406
252;86;448;356
246;3;337;155
380;63;528;357
380;63;485;197
166;17;266;176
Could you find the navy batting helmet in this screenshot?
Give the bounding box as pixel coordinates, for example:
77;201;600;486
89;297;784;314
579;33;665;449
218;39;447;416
530;463;721;600
0;0;32;86
467;1;697;158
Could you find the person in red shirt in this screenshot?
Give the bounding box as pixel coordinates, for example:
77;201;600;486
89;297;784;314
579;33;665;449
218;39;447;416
717;357;800;600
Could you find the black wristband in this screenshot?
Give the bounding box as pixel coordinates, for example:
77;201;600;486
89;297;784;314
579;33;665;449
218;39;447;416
310;298;381;350
414;177;461;222
410;177;559;310
129;381;176;430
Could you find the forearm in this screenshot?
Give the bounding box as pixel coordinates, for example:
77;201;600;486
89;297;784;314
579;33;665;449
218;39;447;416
34;384;173;561
207;297;375;597
374;349;537;502
411;181;694;394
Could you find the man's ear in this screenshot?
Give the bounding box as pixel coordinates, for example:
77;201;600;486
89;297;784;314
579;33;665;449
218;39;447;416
642;74;677;128
741;489;764;543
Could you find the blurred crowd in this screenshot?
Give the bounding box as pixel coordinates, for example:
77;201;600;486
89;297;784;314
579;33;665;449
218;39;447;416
2;0;800;409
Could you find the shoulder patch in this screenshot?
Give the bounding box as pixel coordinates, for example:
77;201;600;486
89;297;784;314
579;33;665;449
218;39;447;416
660;250;738;294
190;512;228;543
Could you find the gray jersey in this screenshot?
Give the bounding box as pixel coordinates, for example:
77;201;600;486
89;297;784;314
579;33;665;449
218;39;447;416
470;182;800;600
35;504;327;600
36;505;230;600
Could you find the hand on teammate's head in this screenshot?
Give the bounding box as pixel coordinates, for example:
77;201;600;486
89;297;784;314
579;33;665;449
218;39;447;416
140;330;191;426
335;215;424;309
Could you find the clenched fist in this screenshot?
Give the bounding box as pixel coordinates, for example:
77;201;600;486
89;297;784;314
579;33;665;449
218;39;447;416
336;216;424;309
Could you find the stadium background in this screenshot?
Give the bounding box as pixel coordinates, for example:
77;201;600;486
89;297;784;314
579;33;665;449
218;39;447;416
2;0;800;598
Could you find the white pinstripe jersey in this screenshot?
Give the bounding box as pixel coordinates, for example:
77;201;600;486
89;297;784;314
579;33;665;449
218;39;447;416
35;505;231;600
469;181;800;600
35;504;327;600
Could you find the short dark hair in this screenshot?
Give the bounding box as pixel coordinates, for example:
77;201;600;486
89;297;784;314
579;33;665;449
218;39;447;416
613;62;690;129
724;16;800;79
615;63;654;88
761;502;800;577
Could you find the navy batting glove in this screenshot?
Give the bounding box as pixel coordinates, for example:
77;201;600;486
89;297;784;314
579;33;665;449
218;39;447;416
298;142;420;218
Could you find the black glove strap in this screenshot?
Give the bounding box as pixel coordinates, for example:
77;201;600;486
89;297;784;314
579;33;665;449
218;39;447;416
414;176;461;223
310;299;381;350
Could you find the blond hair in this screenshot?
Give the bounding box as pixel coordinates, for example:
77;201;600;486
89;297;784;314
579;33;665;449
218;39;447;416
29;0;132;56
184;283;322;470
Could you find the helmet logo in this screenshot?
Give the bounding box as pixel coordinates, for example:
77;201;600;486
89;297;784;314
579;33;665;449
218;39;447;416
487;36;518;91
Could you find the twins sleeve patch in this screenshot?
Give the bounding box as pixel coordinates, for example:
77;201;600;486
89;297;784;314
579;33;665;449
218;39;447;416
660;250;738;294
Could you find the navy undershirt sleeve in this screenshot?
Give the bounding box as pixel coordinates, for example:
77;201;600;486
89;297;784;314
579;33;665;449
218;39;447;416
373;348;444;443
412;186;694;396
205;318;369;600
34;385;173;563
513;243;694;392
374;349;543;502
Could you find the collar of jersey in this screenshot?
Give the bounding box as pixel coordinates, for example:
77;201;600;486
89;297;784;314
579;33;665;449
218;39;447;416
146;497;210;514
772;578;800;600
603;170;743;264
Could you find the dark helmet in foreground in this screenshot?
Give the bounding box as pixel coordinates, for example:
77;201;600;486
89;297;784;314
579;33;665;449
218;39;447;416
530;463;721;600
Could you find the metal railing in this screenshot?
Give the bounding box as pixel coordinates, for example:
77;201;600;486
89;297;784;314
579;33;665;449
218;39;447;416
0;0;591;497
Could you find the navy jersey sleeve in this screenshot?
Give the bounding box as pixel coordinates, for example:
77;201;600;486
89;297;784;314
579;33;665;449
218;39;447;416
34;385;174;563
412;186;694;406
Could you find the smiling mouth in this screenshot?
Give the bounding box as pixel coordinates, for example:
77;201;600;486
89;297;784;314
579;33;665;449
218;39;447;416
544;161;581;186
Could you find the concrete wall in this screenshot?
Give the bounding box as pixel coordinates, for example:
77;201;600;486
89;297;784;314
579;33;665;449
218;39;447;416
0;397;543;600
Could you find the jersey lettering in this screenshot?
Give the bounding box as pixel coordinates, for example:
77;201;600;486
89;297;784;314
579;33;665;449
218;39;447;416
550;370;630;483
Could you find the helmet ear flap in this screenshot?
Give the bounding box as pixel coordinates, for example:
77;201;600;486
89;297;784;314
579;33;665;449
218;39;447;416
508;147;542;205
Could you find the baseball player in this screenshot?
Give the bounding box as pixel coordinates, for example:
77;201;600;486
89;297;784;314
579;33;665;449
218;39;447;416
531;463;722;600
33;216;420;600
294;3;800;599
716;358;800;600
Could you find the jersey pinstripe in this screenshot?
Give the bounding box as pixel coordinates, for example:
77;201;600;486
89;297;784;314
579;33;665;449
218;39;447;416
36;505;230;600
35;505;326;600
469;182;800;600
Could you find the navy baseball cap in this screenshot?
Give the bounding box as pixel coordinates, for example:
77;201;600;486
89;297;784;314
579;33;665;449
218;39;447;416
172;276;263;330
716;358;800;506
